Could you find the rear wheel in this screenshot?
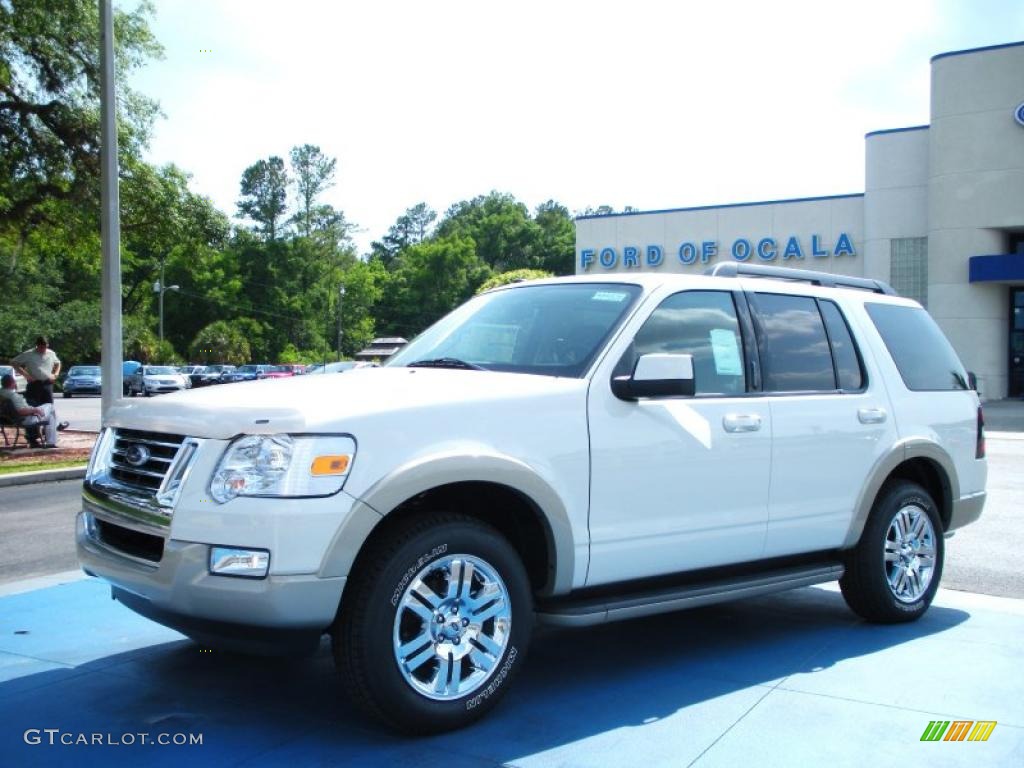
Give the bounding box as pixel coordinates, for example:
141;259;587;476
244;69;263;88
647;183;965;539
840;480;943;623
333;514;532;734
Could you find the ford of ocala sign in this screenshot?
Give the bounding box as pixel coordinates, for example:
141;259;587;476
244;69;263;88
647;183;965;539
579;232;856;271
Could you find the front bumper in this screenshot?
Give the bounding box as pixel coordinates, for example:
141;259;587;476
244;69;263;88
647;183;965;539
79;517;345;652
77;514;346;653
76;437;364;653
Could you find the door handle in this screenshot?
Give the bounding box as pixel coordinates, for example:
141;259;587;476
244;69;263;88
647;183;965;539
858;407;888;424
723;414;762;433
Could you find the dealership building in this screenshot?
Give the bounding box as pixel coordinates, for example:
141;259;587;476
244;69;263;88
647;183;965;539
575;41;1024;399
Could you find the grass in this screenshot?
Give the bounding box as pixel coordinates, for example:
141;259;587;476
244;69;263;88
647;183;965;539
0;458;87;476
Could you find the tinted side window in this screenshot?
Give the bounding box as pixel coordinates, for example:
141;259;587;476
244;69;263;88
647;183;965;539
628;291;746;395
866;303;968;391
753;293;835;392
820;300;864;391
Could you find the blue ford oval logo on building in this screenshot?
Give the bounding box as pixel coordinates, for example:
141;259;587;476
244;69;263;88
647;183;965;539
1016;101;1024;128
124;444;150;467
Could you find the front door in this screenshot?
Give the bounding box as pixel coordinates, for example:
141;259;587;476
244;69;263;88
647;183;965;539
586;289;770;586
1011;288;1024;398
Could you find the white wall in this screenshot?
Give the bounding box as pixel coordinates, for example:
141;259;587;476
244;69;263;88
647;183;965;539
927;43;1024;398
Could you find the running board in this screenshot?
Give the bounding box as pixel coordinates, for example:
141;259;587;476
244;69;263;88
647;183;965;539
536;562;844;627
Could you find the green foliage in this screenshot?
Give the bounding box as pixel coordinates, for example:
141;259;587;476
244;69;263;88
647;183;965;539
476;269;553;294
237;156;289;240
369;202;437;268
189;320;251;365
376;236;490;336
290;144;336;237
0;0;161;231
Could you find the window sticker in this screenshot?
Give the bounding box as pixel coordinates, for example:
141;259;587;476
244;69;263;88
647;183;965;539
591;291;629;303
710;328;743;376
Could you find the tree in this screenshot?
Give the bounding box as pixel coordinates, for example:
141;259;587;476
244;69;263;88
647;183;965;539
289;144;336;237
533;200;576;275
475;268;553;294
189;320;251;365
376;236;490;336
369;202;437;268
0;0;162;233
237;156;289;240
434;192;541;272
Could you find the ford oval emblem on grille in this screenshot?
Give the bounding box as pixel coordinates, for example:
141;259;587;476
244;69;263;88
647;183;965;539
124;444;151;467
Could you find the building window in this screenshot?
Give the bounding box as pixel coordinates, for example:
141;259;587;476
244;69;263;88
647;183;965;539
890;238;928;307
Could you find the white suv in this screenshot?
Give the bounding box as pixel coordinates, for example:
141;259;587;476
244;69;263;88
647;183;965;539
78;265;987;734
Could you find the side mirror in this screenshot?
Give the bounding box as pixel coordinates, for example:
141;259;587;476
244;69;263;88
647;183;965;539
967;371;978;391
611;353;696;400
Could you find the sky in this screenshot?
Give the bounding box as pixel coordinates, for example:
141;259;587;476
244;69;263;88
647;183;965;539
127;0;1024;255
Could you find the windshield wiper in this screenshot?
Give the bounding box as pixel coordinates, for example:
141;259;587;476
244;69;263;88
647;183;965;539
407;357;488;371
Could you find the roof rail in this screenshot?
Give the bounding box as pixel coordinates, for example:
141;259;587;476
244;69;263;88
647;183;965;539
704;263;897;295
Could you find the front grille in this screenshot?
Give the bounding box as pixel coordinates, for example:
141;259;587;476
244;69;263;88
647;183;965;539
110;429;186;492
95;518;164;563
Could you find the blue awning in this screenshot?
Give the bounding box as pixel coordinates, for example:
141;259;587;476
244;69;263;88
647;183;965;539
969;254;1024;283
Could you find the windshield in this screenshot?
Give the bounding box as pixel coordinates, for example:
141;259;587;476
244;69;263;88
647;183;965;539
238;365;259;373
387;282;643;377
145;366;177;375
69;366;100;376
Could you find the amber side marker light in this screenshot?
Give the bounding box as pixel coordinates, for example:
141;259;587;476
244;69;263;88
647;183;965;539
311;455;351;476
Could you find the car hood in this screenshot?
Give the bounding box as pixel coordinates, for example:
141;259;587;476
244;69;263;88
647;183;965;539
104;367;586;439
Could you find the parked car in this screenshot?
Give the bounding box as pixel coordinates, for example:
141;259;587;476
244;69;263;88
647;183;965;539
220;364;274;383
177;365;207;388
276;364;307;376
193;364;236;387
0;365;27;393
257;365;297;380
122;361;142;396
126;365;188;397
79;266;987;734
61;365;102;397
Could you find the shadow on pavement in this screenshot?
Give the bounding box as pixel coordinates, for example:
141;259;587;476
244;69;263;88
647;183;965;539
0;580;970;767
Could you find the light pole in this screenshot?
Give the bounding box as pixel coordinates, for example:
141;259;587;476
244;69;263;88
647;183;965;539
336;285;346;361
154;260;179;352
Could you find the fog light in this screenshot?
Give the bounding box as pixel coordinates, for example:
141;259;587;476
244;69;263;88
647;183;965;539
209;547;270;578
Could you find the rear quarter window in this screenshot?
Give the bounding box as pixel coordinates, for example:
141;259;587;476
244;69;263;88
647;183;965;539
865;303;968;391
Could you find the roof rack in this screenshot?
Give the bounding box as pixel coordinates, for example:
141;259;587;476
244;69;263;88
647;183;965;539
704;263;897;295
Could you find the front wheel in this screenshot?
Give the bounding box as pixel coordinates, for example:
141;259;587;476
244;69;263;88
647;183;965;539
840;480;944;623
333;514;532;734
63;392;71;399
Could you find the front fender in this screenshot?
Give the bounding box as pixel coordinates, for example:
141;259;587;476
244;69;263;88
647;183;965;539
317;451;577;595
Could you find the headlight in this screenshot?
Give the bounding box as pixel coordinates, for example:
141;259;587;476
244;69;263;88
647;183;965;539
209;434;355;503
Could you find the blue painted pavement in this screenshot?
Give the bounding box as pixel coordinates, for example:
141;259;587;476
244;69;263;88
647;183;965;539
0;577;1022;767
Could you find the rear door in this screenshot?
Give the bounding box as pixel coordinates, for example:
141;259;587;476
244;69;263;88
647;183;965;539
747;290;898;557
586;288;771;586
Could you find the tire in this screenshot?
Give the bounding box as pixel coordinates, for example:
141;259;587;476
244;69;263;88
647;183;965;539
840;480;944;623
333;514;532;734
63;392;71;399
144;389;151;397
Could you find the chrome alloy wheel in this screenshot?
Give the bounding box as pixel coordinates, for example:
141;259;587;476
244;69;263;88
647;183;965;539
392;554;512;701
884;504;937;603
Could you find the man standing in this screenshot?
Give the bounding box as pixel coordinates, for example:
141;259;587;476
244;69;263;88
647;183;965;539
12;336;61;406
0;373;57;448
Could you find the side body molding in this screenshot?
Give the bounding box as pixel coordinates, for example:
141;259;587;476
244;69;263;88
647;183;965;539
317;452;576;596
842;439;959;549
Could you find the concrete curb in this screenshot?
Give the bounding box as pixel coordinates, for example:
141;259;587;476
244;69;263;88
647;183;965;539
0;465;86;488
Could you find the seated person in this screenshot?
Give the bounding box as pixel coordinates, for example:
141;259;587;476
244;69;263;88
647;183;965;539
0;373;57;448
